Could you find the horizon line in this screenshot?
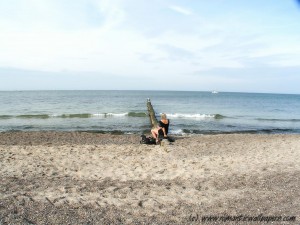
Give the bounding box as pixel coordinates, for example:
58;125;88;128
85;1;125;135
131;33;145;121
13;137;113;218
0;89;299;95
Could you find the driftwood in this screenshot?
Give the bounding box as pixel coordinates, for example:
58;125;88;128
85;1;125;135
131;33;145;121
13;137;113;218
146;98;158;129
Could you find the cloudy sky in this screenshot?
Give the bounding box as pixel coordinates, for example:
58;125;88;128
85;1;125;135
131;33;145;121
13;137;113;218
0;0;300;93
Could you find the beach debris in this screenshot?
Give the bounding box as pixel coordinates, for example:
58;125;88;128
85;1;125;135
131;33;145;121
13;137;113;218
45;197;55;206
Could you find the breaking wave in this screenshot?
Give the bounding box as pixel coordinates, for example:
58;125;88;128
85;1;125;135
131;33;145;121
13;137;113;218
0;112;225;119
165;113;225;119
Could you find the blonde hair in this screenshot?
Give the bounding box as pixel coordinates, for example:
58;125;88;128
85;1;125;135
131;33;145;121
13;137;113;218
161;113;167;120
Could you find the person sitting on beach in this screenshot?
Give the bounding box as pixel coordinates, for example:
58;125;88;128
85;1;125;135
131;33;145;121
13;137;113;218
151;113;169;144
158;113;169;138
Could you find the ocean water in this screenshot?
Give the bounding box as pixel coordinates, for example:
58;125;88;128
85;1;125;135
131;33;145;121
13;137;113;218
0;90;300;134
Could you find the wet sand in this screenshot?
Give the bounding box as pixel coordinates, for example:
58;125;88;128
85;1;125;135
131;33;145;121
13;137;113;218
0;132;299;224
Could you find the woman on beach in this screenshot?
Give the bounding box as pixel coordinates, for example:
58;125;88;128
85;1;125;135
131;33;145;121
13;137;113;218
151;113;169;144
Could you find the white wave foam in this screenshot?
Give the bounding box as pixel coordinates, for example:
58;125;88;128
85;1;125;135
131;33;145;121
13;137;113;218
170;129;184;135
49;112;216;119
166;113;215;118
93;113;128;117
170;129;196;136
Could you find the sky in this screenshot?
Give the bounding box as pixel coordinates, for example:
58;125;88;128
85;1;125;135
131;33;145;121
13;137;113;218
0;0;300;93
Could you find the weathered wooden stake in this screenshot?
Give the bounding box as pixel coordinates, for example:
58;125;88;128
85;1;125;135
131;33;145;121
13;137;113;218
146;98;158;129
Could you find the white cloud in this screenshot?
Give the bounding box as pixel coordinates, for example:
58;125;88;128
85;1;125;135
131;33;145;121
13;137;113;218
0;0;300;92
169;5;193;16
93;0;126;30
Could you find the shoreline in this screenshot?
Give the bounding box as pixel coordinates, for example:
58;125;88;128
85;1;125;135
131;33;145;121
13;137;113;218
1;132;299;224
0;128;300;137
1;130;300;145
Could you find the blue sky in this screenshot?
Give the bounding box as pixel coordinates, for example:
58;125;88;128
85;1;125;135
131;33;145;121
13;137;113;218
0;0;300;93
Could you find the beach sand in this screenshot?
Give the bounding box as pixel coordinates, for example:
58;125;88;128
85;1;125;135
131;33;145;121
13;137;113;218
0;132;299;224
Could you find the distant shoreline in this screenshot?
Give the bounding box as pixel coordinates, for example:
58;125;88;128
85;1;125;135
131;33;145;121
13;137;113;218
0;89;299;95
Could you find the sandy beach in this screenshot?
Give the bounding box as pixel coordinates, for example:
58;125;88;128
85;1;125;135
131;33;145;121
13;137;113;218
0;132;299;224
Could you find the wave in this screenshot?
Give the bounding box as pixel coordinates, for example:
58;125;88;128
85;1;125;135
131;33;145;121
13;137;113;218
96;113;129;117
59;113;129;118
0;112;225;120
0;115;13;119
166;113;225;119
60;113;93;118
12;114;95;119
177;128;297;135
215;114;226;119
256;118;300;122
92;112;146;117
0;113;132;119
128;112;147;117
16;114;50;119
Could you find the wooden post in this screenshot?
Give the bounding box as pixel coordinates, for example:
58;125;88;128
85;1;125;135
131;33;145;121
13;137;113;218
146;98;158;129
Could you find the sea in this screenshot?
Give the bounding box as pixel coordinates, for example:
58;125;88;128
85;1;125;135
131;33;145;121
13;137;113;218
0;90;300;135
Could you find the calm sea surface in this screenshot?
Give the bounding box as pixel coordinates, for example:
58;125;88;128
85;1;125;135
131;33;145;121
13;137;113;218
1;90;300;134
